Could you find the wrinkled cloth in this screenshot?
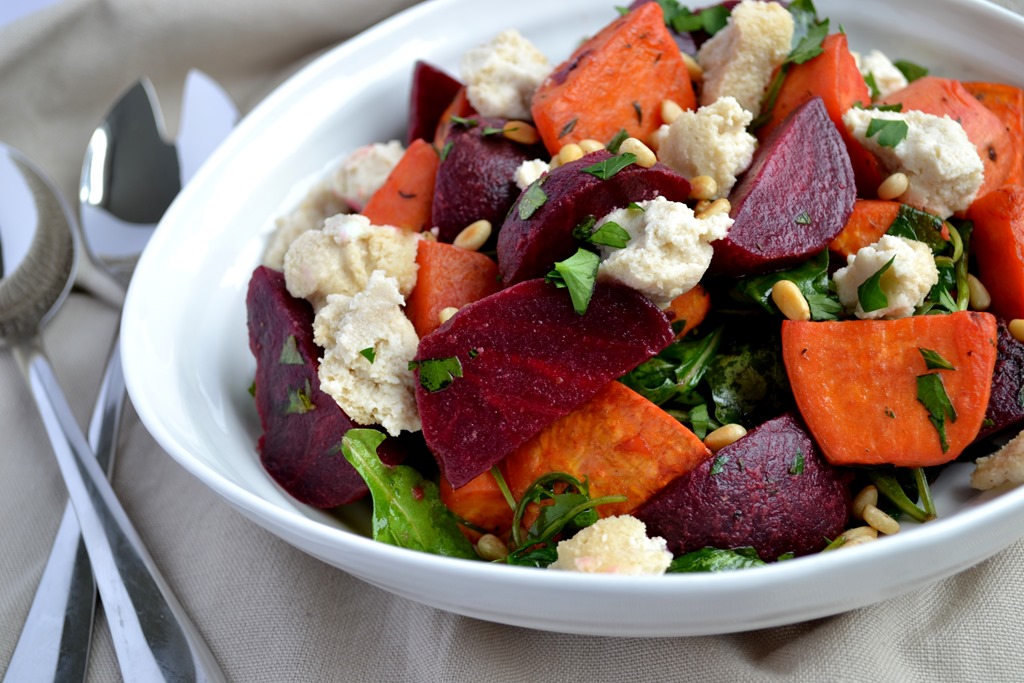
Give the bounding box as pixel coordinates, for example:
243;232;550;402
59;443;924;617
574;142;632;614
2;1;1024;681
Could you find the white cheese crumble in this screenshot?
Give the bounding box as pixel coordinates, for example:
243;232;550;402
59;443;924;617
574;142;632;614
460;29;552;120
832;234;939;320
696;0;794;113
262;177;347;270
283;213;420;312
330;141;405;213
596;196;732;309
549;515;672;575
655;96;757;197
972;429;1024;491
854;49;909;99
842;108;984;218
513;158;550;190
313;270;421;436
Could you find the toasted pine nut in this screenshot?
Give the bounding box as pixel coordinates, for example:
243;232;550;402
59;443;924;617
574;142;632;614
453;219;492;251
840;526;879;542
503;120;540;145
578;138;605;154
877;172;909;200
967;274;991;311
863;504;900;535
771;280;811;322
704;423;747;453
681;51;704;81
619;137;657;168
694;199;712;214
661;98;684;125
689;175;718;201
475;533;509;561
696;197;731;220
1011;319;1024;343
840;535;877;548
852;484;879;520
558;143;584;165
438;306;460;325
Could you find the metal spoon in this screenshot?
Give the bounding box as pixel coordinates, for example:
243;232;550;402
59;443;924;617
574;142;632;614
0;142;225;682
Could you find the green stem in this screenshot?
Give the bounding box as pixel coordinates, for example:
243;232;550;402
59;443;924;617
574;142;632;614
914;468;937;521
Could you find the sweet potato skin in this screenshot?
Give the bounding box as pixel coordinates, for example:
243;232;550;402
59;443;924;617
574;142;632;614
963;81;1024;186
967;184;1024;320
782;311;998;467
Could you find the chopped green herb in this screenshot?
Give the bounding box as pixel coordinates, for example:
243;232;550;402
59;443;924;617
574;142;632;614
668;547;766;573
286;379;315;414
786;0;820;47
669;4;730;35
449;114;478;128
789;18;829;64
481;126;506;136
872;102;903;112
558;117;578;139
545;248;600;315
866;118;909;148
439;141;454;161
864;72;881;101
894;59;929;83
581;152;637;180
857;255;896;313
632;101;643;124
709;454;728;476
887;204;946;254
606;128;629;153
359;347;376;364
574;215;631;249
518;180;548;220
627;201;646;212
279;335;303;365
885;406;896;418
795;210;811;225
917;372;957;452
919;348;956;371
789;450;805;475
248;380;256;397
409;356;464;392
752;18;829;128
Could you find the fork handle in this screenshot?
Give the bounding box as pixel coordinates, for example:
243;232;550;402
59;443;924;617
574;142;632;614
13;337;225;683
4;336;125;683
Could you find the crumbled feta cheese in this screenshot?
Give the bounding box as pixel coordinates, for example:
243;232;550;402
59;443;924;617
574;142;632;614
460;29;551;120
596;196;732;308
972;429;1024;490
314;270;421;436
330;141;405;213
283;213;420;312
854;49;909;99
842;108;983;218
656;96;757;197
697;0;794;113
549;515;672;575
262;177;347;270
514;158;550;190
832;234;939;319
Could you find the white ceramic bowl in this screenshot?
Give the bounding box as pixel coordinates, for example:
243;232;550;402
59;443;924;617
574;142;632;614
121;0;1024;636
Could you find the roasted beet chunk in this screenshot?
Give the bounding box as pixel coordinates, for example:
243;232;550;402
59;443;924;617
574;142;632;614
413;278;673;488
407;61;463;145
496;149;692;286
634;412;852;560
709;96;856;278
431;117;545;242
979;318;1024;439
246;266;406;508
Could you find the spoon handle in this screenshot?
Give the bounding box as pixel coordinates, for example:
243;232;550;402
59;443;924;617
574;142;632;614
13;338;225;683
3;338;125;683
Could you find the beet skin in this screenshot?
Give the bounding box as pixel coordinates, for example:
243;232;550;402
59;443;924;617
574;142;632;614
406;60;463;145
246;266;406;508
980;318;1024;439
634;412;852;560
414;278;673;488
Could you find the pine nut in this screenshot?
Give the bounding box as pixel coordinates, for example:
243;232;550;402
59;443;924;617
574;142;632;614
694;199;712;214
619;137;657;168
689;175;718;201
453;219;492;251
578;138;605;154
681;51;704;82
862;504;900;535
503;120;540;145
1010;319;1024;343
771;280;811;322
851;484;879;519
877;172;909;200
661;98;684;125
475;533;509;561
704;423;747;453
438;306;460;325
840;526;879;542
840;535;877;548
557;143;584;165
696;197;731;220
967;274;991;311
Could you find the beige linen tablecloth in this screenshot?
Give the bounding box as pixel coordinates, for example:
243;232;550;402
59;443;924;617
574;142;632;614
3;1;1024;680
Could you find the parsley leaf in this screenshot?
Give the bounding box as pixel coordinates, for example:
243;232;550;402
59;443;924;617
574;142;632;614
795;210;811;225
573;215;631;249
558;117;578;139
709;454;728;476
581;152;637;180
409;356;463;392
279;335;303;365
789;18;829;64
857;255;896;313
359;347;376;363
866;118;909;148
864;72;881;100
285;379;315;414
894;59;929;83
606;128;629;153
449;115;478;128
919;348;956;371
789;450;805;475
518;180;547;220
545;248;600;315
668;547;766;573
439;141;453;161
917;373;957;452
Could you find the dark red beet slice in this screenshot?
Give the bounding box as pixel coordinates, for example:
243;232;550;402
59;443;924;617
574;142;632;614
496;149;692;286
246;266;407;508
979;319;1024;439
413;278;673;488
708;96;856;278
431;117;545;242
407;60;463;145
634;412;852;560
